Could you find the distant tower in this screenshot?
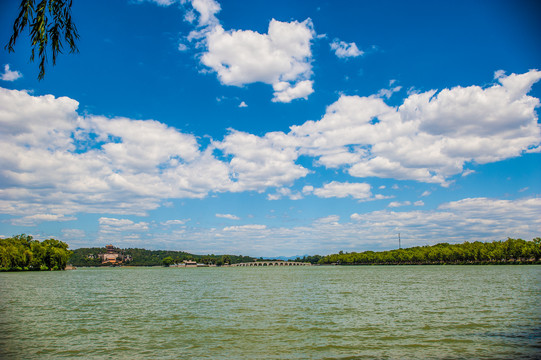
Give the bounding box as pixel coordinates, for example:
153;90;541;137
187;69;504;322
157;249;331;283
398;233;401;249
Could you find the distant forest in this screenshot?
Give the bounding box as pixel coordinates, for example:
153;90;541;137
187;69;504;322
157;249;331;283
320;238;541;265
70;237;540;267
2;235;540;271
69;247;255;267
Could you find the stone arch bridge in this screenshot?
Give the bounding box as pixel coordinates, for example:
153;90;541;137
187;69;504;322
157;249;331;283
232;261;311;267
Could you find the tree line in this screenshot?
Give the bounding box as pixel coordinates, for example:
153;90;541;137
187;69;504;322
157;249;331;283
69;247;255;267
4;235;539;270
319;238;541;265
0;234;72;271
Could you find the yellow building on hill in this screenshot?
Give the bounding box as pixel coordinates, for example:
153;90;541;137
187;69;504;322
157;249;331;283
98;245;131;265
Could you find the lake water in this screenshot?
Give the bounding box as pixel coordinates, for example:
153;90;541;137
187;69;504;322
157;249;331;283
1;265;540;359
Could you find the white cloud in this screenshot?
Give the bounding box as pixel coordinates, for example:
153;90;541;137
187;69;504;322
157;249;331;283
161;219;190;226
314;215;340;224
141;0;176;6
11;214;76;226
378;85;402;99
388;201;411;208
215;130;309;192
1;64;22;81
272;80;314;103
188;0;221;27
181;0;318;90
414;200;424;206
216;213;240;220
177;42;188;51
330;39;363;58
267;187;302;200
309;181;372;200
0;87;234;219
201;19;314;85
238;101;248;108
99;217;149;233
223;224;266;231
1;70;540;223
0;87;307;221
290;69;541;185
195;15;316;102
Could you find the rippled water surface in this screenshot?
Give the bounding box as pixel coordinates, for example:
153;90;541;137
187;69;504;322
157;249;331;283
1;266;540;359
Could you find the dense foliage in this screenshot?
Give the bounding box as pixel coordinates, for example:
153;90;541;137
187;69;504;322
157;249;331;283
320;238;541;265
27;237;541;269
69;247;254;267
0;234;72;271
67;247;107;266
293;255;323;264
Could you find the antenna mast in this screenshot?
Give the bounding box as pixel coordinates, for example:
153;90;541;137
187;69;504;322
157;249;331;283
398;233;401;249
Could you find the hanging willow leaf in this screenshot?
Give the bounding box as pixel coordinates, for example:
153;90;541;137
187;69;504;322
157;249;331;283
5;0;80;80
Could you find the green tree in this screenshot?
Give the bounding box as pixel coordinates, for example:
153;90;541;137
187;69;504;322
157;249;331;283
5;0;80;80
162;256;174;267
319;237;540;265
43;238;71;270
0;235;71;271
221;255;231;265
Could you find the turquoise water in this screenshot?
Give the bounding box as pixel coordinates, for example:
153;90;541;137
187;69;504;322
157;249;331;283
1;266;540;359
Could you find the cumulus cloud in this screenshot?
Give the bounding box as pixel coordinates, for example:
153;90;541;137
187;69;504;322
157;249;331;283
0;87;234;221
330;39;363;58
216;213;240;220
388;201;411;208
214;129;309;192
99;217;149;233
267;187;303;200
143;1;317;102
290;69;541;185
271;80;314;103
1;64;22;81
179;0;316;102
198;18;315;102
0;87;307;223
1;70;540;223
307;181;372;200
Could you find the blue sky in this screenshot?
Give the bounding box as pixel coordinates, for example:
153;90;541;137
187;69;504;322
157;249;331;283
0;0;540;256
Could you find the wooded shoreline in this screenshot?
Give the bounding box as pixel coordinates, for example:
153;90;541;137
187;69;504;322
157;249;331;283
0;234;71;271
2;235;540;271
319;238;541;265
